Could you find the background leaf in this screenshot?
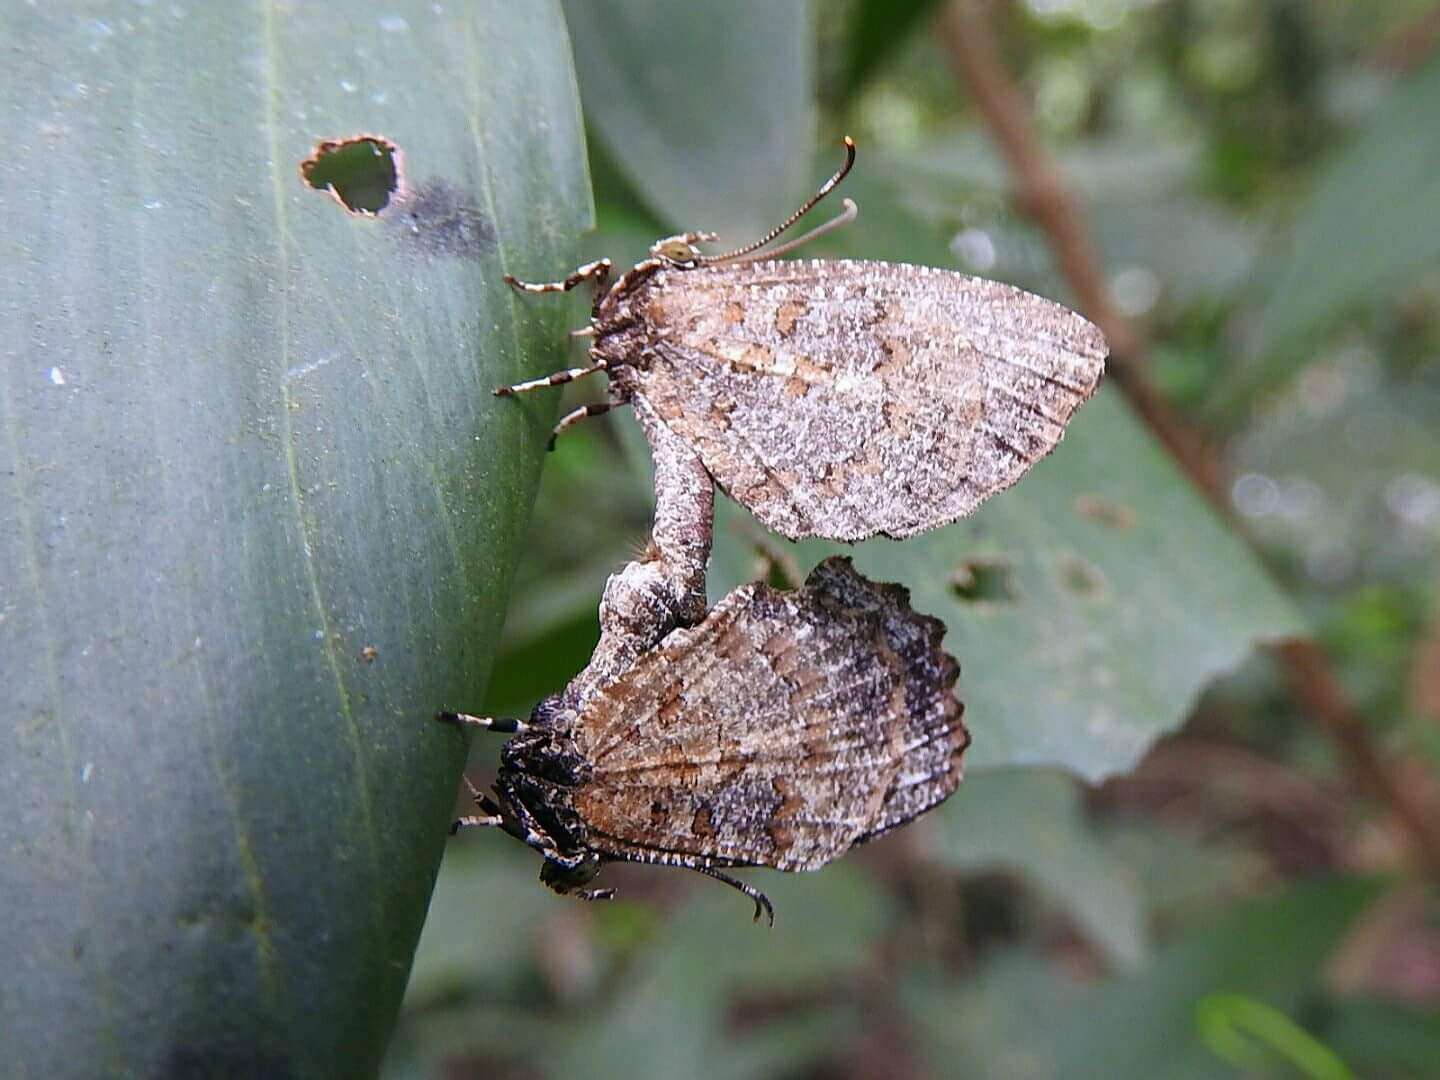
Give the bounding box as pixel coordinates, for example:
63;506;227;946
1256;55;1440;382
561;0;814;239
934;769;1149;970
0;3;588;1074
899;134;1260;308
1324;997;1440;1078
836;0;947;105
711;387;1305;782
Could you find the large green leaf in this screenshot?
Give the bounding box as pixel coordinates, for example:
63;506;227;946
0;4;588;1075
711;388;1304;782
1254;55;1440;381
562;0;814;241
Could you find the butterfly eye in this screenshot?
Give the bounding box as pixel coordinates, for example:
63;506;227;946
651;237;701;266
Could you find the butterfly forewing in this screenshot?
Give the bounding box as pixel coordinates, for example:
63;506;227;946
630;259;1106;541
570;557;967;871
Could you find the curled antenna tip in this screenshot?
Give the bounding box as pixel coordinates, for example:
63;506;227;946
696;136;858;265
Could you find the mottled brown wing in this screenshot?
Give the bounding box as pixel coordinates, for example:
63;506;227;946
570;557;967;872
630;258;1107;541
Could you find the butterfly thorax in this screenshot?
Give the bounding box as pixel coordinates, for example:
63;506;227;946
493;722;593;867
589;270;675;379
591;264;774;400
499;726;588;787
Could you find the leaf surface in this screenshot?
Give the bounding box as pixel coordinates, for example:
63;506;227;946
711;388;1304;782
0;4;588;1074
562;0;814;240
1255;57;1440;383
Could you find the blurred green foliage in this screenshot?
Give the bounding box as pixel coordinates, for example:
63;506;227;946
388;1;1440;1076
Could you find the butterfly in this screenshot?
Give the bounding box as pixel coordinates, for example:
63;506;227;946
442;557;967;923
497;136;1107;541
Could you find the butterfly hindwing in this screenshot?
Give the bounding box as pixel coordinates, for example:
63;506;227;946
571;558;967;871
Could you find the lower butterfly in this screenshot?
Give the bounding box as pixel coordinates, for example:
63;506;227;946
442;557;968;924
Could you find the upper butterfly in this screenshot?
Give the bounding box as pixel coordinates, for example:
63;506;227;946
498;137;1108;542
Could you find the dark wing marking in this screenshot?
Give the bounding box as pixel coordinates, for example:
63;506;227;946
571;558;966;871
632;259;1106;541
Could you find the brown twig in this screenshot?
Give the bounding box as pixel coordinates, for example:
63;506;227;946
1276;640;1440;877
1370;2;1440;73
934;0;1225;502
935;0;1440;879
1410;588;1440;725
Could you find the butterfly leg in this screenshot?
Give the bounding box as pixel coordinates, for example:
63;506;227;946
546;401;618;451
692;866;775;927
437;711;530;733
450;783;505;834
494;360;609;398
450;810;504;833
438;713;535;829
573;888;617;902
503;258;612;296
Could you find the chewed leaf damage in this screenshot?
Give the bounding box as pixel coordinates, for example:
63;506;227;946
300;134;402;215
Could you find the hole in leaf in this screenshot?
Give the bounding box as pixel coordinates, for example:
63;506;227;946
1058;555;1106;597
949;558;1016;605
300;134;400;214
1074;493;1137;531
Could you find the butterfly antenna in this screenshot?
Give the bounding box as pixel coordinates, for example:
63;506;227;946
699;136;856;266
732;198;857;264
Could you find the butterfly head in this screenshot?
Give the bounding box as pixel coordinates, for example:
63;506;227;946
649;231;719;269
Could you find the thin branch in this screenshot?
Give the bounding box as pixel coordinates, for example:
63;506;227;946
1276;639;1440;878
935;0;1440;879
1370;2;1440;73
1409;586;1440;725
934;0;1225;502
